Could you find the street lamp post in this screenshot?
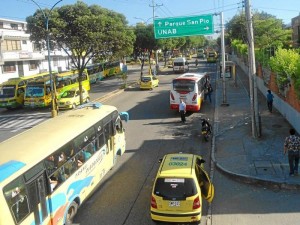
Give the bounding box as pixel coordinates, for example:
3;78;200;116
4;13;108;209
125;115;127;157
30;0;63;118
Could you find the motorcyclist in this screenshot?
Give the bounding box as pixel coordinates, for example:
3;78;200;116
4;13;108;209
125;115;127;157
201;118;212;134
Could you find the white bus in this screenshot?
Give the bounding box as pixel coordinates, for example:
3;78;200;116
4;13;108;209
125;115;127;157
170;73;207;112
0;102;129;225
173;57;189;73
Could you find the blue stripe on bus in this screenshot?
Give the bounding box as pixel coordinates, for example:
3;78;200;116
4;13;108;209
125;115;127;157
0;160;26;182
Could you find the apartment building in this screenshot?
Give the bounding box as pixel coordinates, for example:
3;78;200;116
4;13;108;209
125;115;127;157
0;18;70;83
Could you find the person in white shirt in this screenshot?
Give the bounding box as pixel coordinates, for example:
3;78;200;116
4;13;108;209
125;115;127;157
179;99;186;123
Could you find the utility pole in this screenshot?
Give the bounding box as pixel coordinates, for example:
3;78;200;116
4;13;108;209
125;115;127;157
30;0;63;118
245;0;260;137
220;12;229;106
149;0;162;74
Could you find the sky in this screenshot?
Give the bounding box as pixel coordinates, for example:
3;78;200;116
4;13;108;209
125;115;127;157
1;0;300;29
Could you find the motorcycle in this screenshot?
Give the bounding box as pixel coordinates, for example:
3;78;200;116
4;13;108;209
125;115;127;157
201;119;212;142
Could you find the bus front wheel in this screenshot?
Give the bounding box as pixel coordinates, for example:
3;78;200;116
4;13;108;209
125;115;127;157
65;201;78;225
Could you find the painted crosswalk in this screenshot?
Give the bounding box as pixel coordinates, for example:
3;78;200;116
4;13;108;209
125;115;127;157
0;112;51;132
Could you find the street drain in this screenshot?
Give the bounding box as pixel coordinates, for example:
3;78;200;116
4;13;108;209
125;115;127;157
272;124;282;128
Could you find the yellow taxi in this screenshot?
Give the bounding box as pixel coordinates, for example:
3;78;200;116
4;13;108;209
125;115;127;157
150;153;214;223
140;75;159;90
58;87;90;109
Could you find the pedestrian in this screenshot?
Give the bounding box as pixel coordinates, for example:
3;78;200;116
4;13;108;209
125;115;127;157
284;128;300;176
267;90;274;112
204;83;213;103
179;99;186;123
195;59;199;67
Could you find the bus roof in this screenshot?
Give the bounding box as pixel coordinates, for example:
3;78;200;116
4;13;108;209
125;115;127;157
0;103;118;184
175;73;207;81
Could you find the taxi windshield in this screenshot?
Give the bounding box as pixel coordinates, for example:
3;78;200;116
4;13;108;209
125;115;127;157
154;178;197;200
0;85;16;98
61;90;76;98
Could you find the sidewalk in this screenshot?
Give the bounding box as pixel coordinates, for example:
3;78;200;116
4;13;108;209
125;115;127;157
212;65;300;190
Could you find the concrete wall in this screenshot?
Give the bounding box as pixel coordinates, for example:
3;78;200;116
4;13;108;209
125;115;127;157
232;55;300;134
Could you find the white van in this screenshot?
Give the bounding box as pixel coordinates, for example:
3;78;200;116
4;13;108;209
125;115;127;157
173;57;189;73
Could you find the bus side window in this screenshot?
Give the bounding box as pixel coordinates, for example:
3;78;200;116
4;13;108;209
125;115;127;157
97;132;105;150
3;177;30;224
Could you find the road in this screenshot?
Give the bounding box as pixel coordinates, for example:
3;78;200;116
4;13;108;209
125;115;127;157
2;59;300;225
70;60;216;225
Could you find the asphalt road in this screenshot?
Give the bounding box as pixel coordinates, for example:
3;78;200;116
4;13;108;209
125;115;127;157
72;60;216;225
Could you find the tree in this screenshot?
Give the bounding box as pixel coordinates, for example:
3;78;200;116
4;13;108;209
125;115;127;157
226;11;291;51
26;1;135;104
133;23;160;77
269;48;300;95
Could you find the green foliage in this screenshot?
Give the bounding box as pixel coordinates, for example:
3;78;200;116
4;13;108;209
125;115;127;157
26;1;135;104
269;48;300;95
231;39;247;56
255;49;271;68
26;1;135;69
226;11;291;51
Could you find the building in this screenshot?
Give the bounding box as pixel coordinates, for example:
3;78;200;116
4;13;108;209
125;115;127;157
0;18;71;83
291;14;300;48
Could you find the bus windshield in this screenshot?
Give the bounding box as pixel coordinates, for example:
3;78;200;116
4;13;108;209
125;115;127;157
174;62;184;66
173;79;195;92
0;85;16;98
25;86;45;97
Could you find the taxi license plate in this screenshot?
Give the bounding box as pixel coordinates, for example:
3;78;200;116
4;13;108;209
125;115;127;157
169;201;180;207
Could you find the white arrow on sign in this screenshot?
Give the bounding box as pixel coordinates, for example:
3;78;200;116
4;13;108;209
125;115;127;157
204;26;210;30
158;21;162;27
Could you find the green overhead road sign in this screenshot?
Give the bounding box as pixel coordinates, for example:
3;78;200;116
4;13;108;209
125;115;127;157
154;14;214;39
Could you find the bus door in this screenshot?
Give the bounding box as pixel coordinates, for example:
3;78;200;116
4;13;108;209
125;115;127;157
16;80;26;106
113;117;126;159
104;119;114;167
25;166;49;225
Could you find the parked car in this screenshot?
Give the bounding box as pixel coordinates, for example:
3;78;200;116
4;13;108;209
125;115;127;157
140;76;159;90
58;87;90;109
150;153;214;223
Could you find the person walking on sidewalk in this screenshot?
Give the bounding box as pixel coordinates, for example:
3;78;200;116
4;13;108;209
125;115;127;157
179;99;186;123
284;128;300;176
204;83;213;103
267;90;274;112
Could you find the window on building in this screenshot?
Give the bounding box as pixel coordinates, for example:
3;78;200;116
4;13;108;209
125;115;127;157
0;22;3;28
53;57;58;67
33;42;41;51
2;40;21;51
29;61;38;70
22;40;27;45
3;62;16;73
10;23;18;30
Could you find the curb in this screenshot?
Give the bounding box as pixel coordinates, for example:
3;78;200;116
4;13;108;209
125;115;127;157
213;161;300;191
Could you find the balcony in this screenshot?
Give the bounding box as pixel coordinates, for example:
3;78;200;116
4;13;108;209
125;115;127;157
2;51;45;61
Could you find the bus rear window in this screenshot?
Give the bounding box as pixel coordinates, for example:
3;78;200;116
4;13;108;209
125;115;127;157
173;79;195;92
154;177;197;200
